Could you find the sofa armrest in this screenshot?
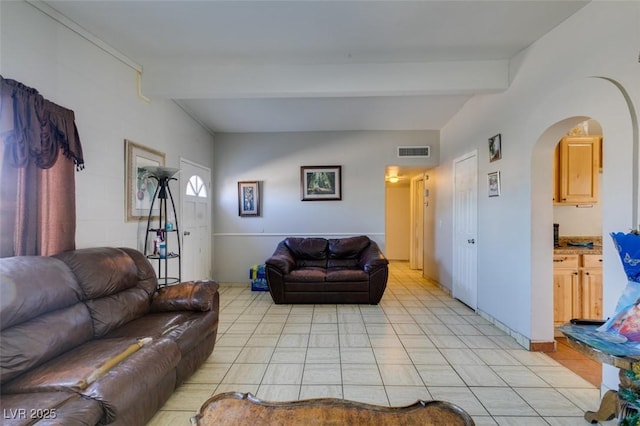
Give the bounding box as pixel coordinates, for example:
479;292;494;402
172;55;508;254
359;241;389;272
265;255;295;274
150;280;219;312
265;242;296;274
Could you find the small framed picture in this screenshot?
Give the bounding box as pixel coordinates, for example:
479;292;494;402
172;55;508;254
489;134;502;162
300;166;342;201
488;171;501;197
238;181;260;216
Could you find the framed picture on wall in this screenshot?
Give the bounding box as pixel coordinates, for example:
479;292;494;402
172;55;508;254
489;133;502;162
125;139;166;221
488;171;501;197
300;165;342;201
238;181;260;216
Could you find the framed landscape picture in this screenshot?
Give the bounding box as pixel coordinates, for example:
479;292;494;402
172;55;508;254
300;166;342;201
238;181;260;216
125;139;165;221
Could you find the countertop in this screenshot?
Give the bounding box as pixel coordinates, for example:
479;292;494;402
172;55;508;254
554;236;602;255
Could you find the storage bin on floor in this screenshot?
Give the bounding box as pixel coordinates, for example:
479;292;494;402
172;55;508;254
250;264;268;291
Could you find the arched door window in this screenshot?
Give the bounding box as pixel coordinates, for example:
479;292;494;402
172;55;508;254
186;175;207;198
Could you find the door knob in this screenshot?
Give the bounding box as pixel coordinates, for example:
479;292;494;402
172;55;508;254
468;239;475;244
184;231;191;236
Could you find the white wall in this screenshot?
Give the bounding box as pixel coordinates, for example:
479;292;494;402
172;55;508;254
1;2;214;251
385;184;410;260
434;0;639;388
212;130;439;282
553;202;603;237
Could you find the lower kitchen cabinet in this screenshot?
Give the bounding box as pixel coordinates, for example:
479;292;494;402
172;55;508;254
553;253;602;326
581;254;603;320
553;255;580;326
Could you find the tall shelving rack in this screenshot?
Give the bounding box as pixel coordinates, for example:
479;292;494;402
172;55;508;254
143;167;181;287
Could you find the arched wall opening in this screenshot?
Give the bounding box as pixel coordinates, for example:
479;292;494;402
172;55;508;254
529;77;638;391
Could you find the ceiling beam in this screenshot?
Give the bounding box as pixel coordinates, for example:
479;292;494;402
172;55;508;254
140;60;509;100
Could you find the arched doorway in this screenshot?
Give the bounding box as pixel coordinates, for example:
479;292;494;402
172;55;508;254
528;77;637;391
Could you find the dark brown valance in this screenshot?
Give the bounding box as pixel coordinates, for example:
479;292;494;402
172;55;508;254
0;76;84;170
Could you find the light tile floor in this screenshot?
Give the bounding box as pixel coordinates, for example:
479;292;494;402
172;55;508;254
148;262;611;425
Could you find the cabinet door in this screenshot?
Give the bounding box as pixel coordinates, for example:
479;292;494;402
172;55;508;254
553;267;580;326
583;254;603;268
581;268;603;320
557;136;600;204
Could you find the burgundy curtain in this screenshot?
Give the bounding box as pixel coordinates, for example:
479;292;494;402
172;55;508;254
0;76;84;257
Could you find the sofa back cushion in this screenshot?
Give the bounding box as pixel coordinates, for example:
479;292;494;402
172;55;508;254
0;256;93;384
328;236;370;259
284;238;328;268
54;247;157;337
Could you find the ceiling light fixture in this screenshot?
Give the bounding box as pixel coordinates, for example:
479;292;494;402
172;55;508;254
388;176;399;183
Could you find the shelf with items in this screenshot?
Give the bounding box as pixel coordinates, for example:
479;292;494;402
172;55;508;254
142;166;181;287
146;253;180;260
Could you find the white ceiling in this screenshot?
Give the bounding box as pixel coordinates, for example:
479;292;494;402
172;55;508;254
41;0;588;134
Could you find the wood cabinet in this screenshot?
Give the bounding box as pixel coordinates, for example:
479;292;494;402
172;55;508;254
581;254;603;320
553;253;603;326
554;136;601;205
553;255;580;325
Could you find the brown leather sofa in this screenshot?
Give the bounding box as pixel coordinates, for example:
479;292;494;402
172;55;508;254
265;236;389;304
0;247;219;426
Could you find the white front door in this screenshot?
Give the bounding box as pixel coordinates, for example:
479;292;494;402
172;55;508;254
453;151;478;309
180;159;212;281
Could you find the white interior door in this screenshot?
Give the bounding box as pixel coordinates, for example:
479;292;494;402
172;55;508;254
453;151;478;309
180;159;212;281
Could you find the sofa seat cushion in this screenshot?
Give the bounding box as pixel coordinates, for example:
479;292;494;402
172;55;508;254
3;337;180;423
285;281;368;293
286;267;327;282
326;268;368;282
0;392;102;426
104;310;218;354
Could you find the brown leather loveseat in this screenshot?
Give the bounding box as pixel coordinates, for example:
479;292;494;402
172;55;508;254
265;236;389;304
0;247;219;426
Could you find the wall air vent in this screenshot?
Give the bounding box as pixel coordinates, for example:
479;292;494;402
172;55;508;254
397;146;430;158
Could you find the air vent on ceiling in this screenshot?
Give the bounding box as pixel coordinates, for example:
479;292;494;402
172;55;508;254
397;146;430;158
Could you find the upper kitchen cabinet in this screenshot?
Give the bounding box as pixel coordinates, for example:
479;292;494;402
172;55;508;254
554;136;601;205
